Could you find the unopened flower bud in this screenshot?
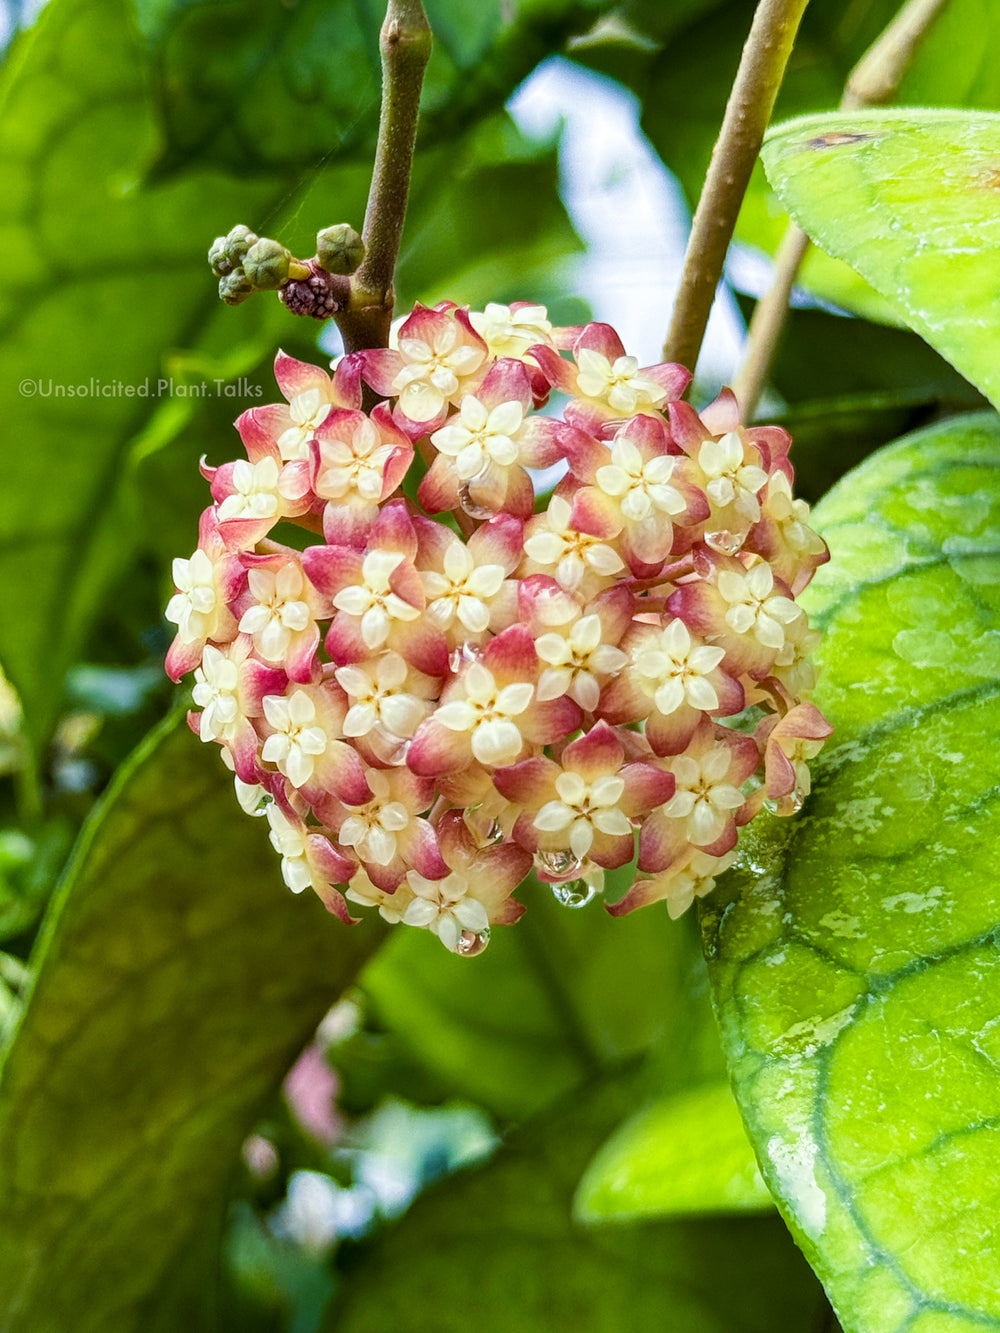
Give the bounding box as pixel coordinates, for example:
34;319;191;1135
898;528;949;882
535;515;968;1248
219;270;254;305
244;238;293;291
208;236;232;277
316;224;365;276
224;224;258;267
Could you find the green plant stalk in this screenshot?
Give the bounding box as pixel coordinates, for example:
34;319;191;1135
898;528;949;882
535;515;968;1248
663;0;810;376
336;0;432;353
731;0;951;420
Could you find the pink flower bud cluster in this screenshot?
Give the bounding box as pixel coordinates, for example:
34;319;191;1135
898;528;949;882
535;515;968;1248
165;300;832;955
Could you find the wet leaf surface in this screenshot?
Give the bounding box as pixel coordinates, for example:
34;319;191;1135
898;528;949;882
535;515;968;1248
704;413;1000;1331
763;110;1000;408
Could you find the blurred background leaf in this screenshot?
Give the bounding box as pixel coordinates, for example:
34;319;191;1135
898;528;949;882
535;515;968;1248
0;716;387;1333
326;1065;827;1333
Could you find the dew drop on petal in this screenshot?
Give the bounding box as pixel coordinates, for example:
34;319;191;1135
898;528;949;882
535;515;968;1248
464;808;503;847
449;643;480;674
551;878;597;909
457;927;491;957
367;727;410;766
763;797;781;815
534;849;584;877
458;472;501;520
705;530;745;556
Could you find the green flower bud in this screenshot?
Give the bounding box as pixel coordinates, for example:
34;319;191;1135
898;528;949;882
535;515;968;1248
243;238;292;291
316;224;365;276
224;224;258;267
208;236;232;277
218;270;254;306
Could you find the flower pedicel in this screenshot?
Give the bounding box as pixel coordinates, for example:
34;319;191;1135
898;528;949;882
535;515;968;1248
165;300;832;954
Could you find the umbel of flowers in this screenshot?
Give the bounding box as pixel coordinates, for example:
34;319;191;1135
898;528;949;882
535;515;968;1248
165;301;832;955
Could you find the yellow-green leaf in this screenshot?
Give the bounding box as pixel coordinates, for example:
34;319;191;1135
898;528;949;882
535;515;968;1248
574;1081;774;1223
762;110;1000;408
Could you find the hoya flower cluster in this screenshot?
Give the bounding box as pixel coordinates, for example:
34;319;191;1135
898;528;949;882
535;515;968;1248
165;300;831;955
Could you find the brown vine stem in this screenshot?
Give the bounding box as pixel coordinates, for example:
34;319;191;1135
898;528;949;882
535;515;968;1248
334;0;432;355
731;0;951;421
663;0;810;377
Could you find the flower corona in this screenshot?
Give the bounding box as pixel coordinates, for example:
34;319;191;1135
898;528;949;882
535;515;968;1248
165;301;832;952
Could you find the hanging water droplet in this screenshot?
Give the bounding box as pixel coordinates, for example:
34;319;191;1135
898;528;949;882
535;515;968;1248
458;479;497;521
551;878;597;909
534;849;584;877
763;797;780;814
458;463;506;520
787;784;806;813
705;529;744;556
456;927;491;957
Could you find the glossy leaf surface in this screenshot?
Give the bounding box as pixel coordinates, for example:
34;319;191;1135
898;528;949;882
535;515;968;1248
704;413;1000;1331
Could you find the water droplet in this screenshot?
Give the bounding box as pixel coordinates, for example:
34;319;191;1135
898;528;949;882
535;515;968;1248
368;727;410;766
457;927;491;957
705;529;744;556
534;849;584;878
788;784;806;813
763;797;780;814
458;464;507;520
551;878;597;909
464;806;503;847
449;643;480;673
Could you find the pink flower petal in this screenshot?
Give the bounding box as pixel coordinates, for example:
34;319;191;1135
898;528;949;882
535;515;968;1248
562;721;624;778
574;322;626;362
621;761;675;816
477;356;532;409
357;347;403;398
493;755;559;806
391;618;450;678
417;455;461;515
235;410;282;463
302;545;362;597
482;625;538;683
407;718;472;776
274;351;331;400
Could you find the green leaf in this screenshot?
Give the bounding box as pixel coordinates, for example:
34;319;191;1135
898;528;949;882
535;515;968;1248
762;109;1000;408
574;1081;774;1223
138;0;605;177
591;0;1000;321
0;716;386;1332
358;870;693;1122
329;1067;827;1332
0;0;293;766
703;412;1000;1331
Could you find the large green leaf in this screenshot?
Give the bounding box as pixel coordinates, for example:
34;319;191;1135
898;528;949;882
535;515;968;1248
762;109;1000;408
0;0;294;767
0;717;386;1332
703;412;1000;1331
574;1081;773;1223
329;1068;827;1333
139;0;607;177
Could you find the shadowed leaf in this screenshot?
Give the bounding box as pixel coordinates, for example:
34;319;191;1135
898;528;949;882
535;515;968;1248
0;717;386;1332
